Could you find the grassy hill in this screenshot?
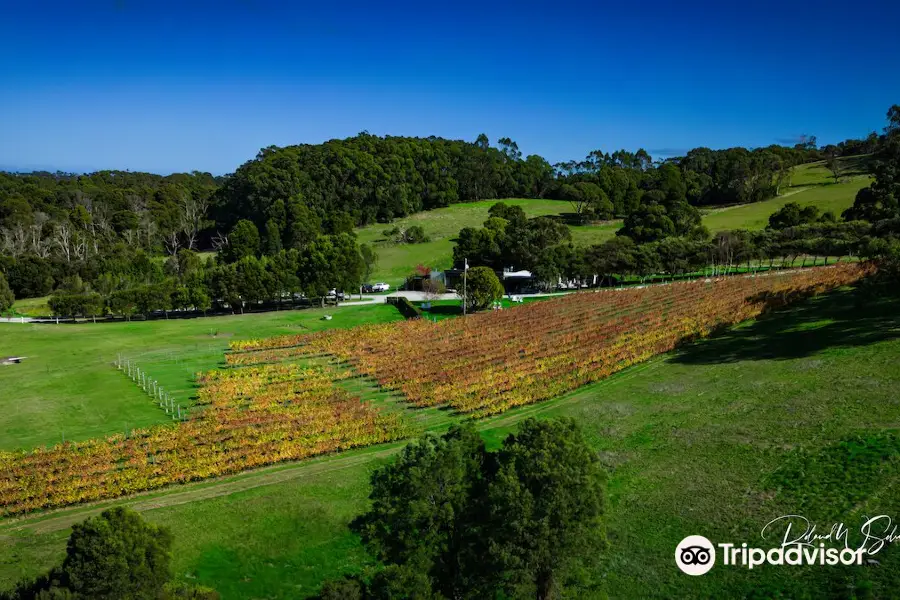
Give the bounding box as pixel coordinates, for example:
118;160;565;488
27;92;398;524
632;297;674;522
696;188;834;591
2;285;899;598
700;157;873;232
355;198;620;286
357;156;873;287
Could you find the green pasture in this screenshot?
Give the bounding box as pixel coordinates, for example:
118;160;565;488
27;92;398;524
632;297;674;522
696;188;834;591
4;296;51;318
0;304;401;451
354;198;619;286
2;286;899;598
701;176;872;233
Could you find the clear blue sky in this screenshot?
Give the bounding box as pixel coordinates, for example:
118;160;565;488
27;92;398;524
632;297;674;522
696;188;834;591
1;0;898;175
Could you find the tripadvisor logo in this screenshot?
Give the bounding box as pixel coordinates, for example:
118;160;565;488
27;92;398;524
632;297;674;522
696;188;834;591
675;535;716;575
676;534;869;575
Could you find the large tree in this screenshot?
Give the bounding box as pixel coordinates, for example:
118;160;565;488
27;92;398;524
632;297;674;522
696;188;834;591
223;219;260;262
339;419;606;600
460;266;504;312
360;243;377;283
1;508;218;600
486;419;606;600
353;426;488;599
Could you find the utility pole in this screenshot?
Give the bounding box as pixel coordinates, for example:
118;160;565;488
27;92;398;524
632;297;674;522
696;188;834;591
462;258;468;317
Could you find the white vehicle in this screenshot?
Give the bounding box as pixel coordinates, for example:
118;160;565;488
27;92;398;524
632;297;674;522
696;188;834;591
372;282;391;292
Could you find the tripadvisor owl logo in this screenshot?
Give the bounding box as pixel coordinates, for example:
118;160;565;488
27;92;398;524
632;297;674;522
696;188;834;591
676;535;716;575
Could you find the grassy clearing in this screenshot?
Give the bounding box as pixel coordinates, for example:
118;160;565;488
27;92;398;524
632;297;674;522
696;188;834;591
354;198;619;286
2;287;899;598
701;177;872;233
6;296;51;317
0;304;401;450
701;157;873;233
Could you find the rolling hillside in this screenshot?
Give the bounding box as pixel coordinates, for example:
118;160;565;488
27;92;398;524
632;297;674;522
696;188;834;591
700;157;873;232
356;156;873;286
354;198;620;286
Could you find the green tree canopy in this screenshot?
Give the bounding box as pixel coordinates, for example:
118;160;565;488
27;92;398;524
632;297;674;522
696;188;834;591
768;202;821;229
486;418;606;599
334;418;605;600
461;266;504;312
224;219;260;262
353;426;487;598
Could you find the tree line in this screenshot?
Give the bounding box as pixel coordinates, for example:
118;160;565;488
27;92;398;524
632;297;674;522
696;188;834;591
0;109;890;312
451;105;900;288
24;233;371;319
455;208;898;290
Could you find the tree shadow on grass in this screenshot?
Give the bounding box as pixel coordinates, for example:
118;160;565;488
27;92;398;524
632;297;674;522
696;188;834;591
671;287;900;365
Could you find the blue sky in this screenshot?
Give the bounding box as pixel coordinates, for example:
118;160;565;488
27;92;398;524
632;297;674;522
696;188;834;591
1;0;898;174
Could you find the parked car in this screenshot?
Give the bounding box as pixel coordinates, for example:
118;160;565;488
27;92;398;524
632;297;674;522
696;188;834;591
372;282;391;292
327;289;346;301
362;283;375;293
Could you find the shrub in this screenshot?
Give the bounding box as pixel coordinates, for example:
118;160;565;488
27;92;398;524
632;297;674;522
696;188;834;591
387;296;422;319
459;266;503;312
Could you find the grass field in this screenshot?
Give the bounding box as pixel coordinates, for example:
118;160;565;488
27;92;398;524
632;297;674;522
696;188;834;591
2;285;899;598
4;295;51;317
700;158;872;233
355;198;620;286
0;304;401;450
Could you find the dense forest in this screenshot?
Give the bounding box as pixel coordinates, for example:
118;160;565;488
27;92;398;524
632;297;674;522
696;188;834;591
0;106;896;317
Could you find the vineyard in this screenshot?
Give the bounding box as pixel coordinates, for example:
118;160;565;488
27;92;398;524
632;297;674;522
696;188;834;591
0;363;408;517
230;263;873;418
0;263;873;518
